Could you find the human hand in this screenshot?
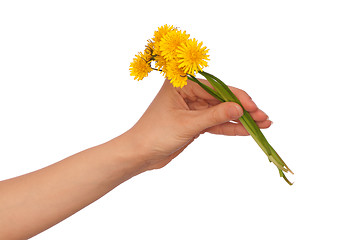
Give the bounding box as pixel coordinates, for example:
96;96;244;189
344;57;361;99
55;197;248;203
125;79;272;171
0;79;272;239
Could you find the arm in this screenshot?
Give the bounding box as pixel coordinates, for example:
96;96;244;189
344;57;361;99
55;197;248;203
0;79;271;239
0;132;145;239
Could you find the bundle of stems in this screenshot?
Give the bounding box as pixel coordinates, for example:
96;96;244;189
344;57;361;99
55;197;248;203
188;72;294;185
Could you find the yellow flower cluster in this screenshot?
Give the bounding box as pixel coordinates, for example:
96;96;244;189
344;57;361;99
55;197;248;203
129;25;210;88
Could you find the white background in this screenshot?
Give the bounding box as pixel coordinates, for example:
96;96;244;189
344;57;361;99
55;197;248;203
1;0;360;239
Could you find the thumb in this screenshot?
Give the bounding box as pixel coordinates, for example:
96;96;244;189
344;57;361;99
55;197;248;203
191;102;243;132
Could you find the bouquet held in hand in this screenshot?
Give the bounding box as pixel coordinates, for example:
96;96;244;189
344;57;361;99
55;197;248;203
130;24;293;185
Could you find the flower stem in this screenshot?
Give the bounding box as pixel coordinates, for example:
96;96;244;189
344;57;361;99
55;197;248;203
187;75;224;102
192;72;293;185
200;72;272;156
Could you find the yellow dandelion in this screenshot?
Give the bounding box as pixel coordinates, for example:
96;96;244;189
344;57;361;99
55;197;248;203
153;24;175;55
145;39;155;55
165;61;188;88
129;51;152;81
154;54;167;72
177;38;210;74
159;30;190;61
153;24;175;43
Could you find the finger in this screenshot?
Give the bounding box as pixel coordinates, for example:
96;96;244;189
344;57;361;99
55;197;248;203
235;119;271;129
256;120;273;129
207;119;273;135
228;87;258;112
206;118;272;136
249;109;269;122
178;79;219;102
182;79;260;113
230;109;269;123
206;122;250;136
187;99;210;110
188;102;243;133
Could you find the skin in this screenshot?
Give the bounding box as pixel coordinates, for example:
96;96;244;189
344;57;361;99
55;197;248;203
0;79;271;239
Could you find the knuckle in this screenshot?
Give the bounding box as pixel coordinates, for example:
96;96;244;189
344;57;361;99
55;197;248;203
210;107;219;124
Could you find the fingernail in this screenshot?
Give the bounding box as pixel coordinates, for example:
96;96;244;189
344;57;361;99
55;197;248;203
230;105;243;119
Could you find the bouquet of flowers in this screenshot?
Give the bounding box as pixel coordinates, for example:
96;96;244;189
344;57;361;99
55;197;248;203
130;25;293;185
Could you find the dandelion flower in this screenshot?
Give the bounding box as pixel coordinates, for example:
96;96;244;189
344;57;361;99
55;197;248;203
153;24;175;44
154;55;167;72
177;38;210;74
165;61;188;88
129;51;152;81
145;39;155;56
159;30;190;61
153;24;175;54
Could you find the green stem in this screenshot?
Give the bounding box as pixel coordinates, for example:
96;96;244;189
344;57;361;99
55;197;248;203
187;75;224;102
200;71;272;156
192;71;293;185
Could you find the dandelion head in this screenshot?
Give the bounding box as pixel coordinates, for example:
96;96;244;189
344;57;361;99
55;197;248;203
177;38;209;75
153;24;175;55
145;39;155;56
153;24;175;43
165;61;188;88
159;30;190;61
154;55;167;72
129;51;152;81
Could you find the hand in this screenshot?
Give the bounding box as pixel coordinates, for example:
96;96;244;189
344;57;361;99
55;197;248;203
126;79;272;171
0;78;271;239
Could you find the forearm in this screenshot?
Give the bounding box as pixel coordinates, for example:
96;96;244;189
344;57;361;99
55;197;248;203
0;131;146;239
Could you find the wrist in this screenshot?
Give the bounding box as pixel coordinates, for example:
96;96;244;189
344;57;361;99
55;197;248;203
107;130;150;179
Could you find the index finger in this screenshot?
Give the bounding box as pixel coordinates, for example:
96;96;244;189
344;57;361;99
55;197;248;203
228;86;258;112
180;78;259;112
178;79;221;104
